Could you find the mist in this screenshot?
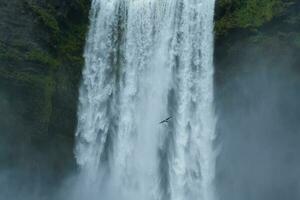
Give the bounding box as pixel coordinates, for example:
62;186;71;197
0;81;70;200
215;43;300;200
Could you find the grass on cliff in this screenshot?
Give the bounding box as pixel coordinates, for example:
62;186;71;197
0;69;55;128
215;0;294;36
23;0;90;71
0;0;91;131
25;1;60;35
25;50;60;70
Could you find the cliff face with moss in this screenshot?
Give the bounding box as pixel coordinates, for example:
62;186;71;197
214;0;300;125
0;0;300;190
215;1;300;199
215;0;300;131
0;0;91;184
215;0;300;79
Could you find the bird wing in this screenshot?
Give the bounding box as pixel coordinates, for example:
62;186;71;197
159;117;172;124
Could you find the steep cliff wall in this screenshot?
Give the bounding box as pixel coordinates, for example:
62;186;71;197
215;1;300;200
215;0;300;80
0;0;91;185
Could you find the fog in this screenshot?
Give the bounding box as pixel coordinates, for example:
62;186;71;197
215;55;300;200
0;84;64;200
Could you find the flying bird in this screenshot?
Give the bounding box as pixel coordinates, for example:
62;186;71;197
159;117;172;124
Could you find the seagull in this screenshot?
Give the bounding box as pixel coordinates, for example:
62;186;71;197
159;117;172;124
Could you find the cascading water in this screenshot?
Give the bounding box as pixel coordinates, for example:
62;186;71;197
75;0;217;199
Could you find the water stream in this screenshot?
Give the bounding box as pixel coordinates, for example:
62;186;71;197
75;0;217;199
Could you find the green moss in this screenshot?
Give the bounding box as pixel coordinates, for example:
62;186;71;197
0;41;60;70
0;68;55;127
25;50;60;69
0;50;23;61
215;0;293;36
0;69;46;85
24;0;90;74
4;0;92;135
25;2;60;35
42;75;55;125
58;24;86;66
233;0;283;28
11;40;32;51
215;16;235;36
74;0;91;14
58;0;91;63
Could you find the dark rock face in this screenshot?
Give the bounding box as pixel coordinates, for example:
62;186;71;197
0;0;90;196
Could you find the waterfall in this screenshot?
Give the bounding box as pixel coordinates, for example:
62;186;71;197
75;0;217;199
